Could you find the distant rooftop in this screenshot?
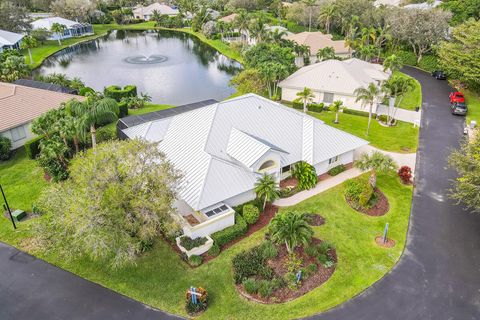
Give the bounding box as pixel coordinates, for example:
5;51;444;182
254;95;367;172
14;79;78;95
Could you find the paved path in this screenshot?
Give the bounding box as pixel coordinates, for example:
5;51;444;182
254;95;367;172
307;67;480;319
275;146;416;207
0;242;181;320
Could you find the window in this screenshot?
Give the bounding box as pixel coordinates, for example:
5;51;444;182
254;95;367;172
281;165;291;174
10;126;26;142
328;156;339;165
323;92;334;104
259;160;276;171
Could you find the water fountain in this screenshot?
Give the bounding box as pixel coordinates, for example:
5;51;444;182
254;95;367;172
124;54;168;65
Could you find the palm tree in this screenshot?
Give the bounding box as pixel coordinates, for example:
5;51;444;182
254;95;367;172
383;54;403;73
51;23;67;45
20;35;38;64
57;115;84;153
355;151;397;188
316;46;336;61
235;10;250;46
249;17;267;44
254;173;280;210
318;3;337;34
268;211;314;253
69;93;118;148
303;0;317;32
296;87;315;113
354;83;383;136
382;76;415;124
267;28;287;44
330;100;344;124
151;9;162;23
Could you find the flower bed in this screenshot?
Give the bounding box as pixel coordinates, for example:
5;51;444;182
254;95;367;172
176;235;213;258
233;238;336;304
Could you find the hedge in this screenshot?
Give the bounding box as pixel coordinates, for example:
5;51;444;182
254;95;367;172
0;136;11;161
211;213;248;247
292;101;326;113
96;125;117;143
417;55;438;73
343;108;376;118
118;101;128;118
78;86;95;96
104;85;137;102
24;136;43;159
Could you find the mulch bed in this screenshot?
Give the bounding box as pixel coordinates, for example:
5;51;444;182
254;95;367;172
305;213;325;226
184;214;200;226
346;188;390;216
237;238;336;304
280;177;298;189
375;236;396;248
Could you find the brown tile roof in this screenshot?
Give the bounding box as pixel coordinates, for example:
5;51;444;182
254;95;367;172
0;82;84;132
284;32;351;56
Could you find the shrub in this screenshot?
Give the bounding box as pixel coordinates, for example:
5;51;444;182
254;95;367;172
378;114;388;123
308;102;325;113
260;241;278;259
0;136;12;161
208;242;220;256
285;253;303;274
398;165;412;184
104;85;137;101
188;255;203;267
211;213;248;247
328;164;346;176
24;136;43;159
96;125;117;143
418;55;438;72
232;245;272;284
318;241;333;255
118;101;128;118
394;50;417;66
317;253;328;265
180;236;208;251
242;278;259;294
343;108;376;118
242;204;260;225
258;280;274;297
344;176;373;208
304;245;318;257
292;161;318;190
307;263;318;274
292;100;303;110
78;86;95;96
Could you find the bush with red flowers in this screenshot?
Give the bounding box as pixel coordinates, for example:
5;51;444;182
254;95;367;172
398;166;412;184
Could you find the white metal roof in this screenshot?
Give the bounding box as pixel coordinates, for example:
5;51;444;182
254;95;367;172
133;3;179;16
404;1;442;9
31;17;88;30
0;30;24;46
124;94;367;211
279;58;390;96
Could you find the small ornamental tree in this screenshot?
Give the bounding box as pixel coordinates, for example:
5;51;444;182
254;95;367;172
398;166;412;184
35;140;181;268
292;161;317;190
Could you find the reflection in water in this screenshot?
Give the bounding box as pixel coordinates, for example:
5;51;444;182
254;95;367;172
36;30;242;105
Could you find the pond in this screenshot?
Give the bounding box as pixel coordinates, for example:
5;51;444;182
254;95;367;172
36;30;241;105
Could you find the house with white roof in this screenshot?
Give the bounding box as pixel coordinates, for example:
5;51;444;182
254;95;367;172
133;3;179;20
374;0;402;6
404;1;442;9
279;58;391;112
0;30;24;53
121;94;368;238
31;17;93;40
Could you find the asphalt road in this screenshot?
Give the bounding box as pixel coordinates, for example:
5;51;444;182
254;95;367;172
1;68;479;320
309;67;480;320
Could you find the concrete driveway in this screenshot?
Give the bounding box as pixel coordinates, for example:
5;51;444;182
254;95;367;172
307;67;480;319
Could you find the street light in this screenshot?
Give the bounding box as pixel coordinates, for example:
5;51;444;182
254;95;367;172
0;184;16;229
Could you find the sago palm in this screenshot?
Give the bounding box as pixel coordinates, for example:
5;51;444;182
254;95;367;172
268;211;314;253
254;173;280;210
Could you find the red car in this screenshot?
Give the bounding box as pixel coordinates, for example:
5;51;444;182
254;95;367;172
450;92;465;103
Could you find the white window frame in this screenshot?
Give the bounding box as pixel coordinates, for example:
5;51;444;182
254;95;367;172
328;156;339;165
323;92;334;104
10;126;26;142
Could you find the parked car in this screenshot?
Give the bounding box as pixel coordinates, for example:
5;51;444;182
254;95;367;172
451;102;468;116
432;70;446;80
449;92;465;103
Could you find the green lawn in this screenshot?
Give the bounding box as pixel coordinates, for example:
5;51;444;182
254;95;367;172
394;71;422;111
311;111;419;153
465;90;480;125
128;103;175;115
0;171;412;319
0;149;47;212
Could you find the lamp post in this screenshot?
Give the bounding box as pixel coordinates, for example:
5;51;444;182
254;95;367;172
0;184;16;229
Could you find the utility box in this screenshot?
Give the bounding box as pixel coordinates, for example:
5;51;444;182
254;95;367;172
470;120;477;129
11;209;26;222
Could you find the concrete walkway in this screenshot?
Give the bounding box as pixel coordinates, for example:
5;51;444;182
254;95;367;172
275;146;416;207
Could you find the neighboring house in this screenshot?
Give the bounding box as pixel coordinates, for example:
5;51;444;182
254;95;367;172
31;17;93;40
284;32;351;66
121;93;367;238
279;58;391;112
404;1;442;9
0;29;24;53
0;82;83;149
374;0;402;6
133;3;179;20
14;79;78;95
218;13;238;24
241;25;291;46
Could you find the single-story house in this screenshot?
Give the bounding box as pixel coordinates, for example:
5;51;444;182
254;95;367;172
218;13;238;24
133;3;179;20
242;25;291;46
279;58;391;112
121;93;368;238
404;1;442;9
31;17;93;40
0;29;24;53
14;79;78;95
0;82;83;149
284;32;351;66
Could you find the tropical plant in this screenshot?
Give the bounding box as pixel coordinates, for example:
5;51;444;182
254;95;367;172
316;46;336;61
234;9;250;46
254;173;280;210
268;211;314;253
295;87;315;113
354;82;383;136
68;93;119;148
398;166;412;184
381;75;416;124
355;151;397;188
318;3;338;34
292;161;317;190
0;50;30;82
383;54;403;73
20;35;38;64
330;100;344;123
0;136;11;161
303;0;318;32
51;23;67;45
